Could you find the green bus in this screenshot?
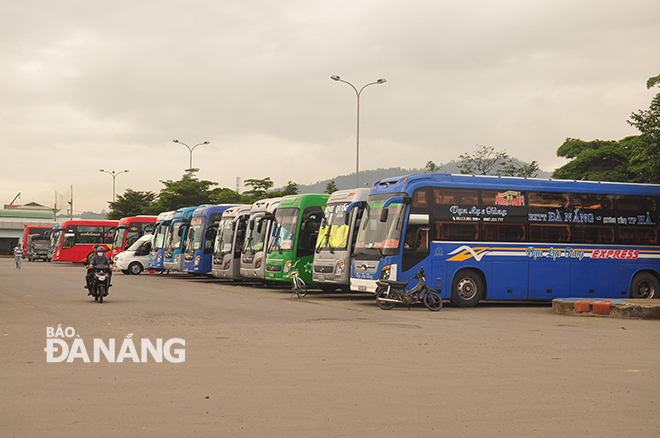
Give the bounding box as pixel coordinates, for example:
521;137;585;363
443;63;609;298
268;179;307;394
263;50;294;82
265;193;329;285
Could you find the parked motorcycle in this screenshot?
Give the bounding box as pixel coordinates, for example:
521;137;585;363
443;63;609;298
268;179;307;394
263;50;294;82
375;267;442;311
91;264;111;303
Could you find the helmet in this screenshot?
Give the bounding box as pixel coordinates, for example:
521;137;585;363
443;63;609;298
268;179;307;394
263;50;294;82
93;244;100;250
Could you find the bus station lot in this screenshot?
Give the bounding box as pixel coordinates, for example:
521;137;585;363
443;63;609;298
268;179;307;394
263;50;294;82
1;258;659;437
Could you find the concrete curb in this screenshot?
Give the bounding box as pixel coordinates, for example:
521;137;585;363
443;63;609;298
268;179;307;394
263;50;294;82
552;298;660;320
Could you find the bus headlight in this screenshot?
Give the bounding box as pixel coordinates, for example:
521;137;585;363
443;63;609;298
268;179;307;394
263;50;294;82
380;265;392;280
283;260;292;273
336;260;346;275
194;255;201;266
255;258;262;269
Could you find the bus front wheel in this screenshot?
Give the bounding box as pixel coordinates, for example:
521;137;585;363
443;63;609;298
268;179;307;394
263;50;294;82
451;270;484;307
631;272;659;299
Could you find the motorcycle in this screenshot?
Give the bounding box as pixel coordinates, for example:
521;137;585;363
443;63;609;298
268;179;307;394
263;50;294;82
375;267;442;311
91;264;111;303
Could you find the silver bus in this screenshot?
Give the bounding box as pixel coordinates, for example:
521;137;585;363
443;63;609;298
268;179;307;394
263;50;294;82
312;188;370;292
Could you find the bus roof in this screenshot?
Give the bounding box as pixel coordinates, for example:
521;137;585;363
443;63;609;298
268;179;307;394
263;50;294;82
117;215;157;225
191;204;236;217
371;173;660;197
156;211;175;221
327;187;370;203
57;219;119;228
278;193;329;209
220;205;252;218
250;197;282;214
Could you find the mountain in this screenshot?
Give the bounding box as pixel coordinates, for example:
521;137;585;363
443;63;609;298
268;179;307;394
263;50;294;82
297;161;551;193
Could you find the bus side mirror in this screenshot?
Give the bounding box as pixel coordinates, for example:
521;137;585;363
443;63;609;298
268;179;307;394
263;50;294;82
380;209;389;222
177;228;183;237
249;221;255;231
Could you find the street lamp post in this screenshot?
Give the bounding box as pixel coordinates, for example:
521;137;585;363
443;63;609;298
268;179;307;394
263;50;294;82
99;169;129;203
172;139;210;170
331;75;386;188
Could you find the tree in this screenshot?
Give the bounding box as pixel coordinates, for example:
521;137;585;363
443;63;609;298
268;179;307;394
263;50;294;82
107;189;157;219
424;161;438;174
325;180;338;194
146;169;219;213
457;144;539;177
281;181;299;196
552;137;636;182
211;188;245;204
243;177;274;200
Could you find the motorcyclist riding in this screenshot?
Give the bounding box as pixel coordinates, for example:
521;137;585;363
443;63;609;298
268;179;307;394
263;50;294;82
85;244;113;295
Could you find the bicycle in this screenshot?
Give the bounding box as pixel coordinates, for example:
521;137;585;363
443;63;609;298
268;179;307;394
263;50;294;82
290;260;307;298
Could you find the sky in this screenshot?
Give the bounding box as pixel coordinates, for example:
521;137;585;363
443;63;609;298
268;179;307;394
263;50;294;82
1;0;659;214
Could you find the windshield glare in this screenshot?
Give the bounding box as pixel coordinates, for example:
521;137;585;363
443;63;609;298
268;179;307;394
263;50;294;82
113;227;126;248
186;217;207;254
355;200;406;255
243;213;267;254
269;208;299;253
214;218;235;257
317;202;351;251
152;224;168;250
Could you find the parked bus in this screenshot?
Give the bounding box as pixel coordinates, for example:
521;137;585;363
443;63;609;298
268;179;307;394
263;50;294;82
211;205;252;279
312;188;370;292
21;225;54;250
148;211;174;271
51;220;118;263
183;204;236;275
265;194;328;285
350;173;660;306
111;215;158;257
163;206;200;272
240;197;282;280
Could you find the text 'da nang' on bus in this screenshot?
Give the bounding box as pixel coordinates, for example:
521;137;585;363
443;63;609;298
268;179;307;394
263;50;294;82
350;173;660;307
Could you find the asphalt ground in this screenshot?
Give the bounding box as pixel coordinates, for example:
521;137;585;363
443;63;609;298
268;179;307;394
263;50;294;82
1;257;659;438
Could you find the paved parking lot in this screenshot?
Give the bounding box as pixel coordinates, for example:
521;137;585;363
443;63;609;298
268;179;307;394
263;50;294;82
1;258;659;437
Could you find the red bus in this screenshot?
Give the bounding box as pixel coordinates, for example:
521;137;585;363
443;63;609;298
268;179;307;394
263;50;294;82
51;220;118;263
111;216;158;257
21;225;54;250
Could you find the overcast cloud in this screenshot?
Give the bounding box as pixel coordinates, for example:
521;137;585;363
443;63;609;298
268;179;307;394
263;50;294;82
1;0;659;213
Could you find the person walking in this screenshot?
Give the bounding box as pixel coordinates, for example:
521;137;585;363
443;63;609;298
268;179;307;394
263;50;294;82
13;244;24;269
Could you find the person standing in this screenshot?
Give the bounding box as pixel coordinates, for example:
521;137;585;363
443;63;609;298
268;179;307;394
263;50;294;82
13;244;24;269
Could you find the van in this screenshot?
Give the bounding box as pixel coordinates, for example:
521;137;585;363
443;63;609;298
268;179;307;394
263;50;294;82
113;234;153;275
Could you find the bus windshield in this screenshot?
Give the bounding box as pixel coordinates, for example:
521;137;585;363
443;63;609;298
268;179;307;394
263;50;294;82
270;208;299;253
355;199;406;256
317;202;351;251
243;213;267;254
113;227;126;249
187;217;207;253
214;218;235;257
152;223;168;250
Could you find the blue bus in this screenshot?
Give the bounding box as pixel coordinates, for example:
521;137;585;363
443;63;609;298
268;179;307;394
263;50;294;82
183;204;235;275
163;206;200;272
148;211;174;271
351;173;660;306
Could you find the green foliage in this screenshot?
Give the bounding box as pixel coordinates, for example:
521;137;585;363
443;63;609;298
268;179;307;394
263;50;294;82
325;180;339;194
145;169;219;213
281;181;299;196
628;91;660;184
107;189;157;219
552;137;636;182
457;145;539;177
211;188;245;204
243;177;274;200
424;161;438;174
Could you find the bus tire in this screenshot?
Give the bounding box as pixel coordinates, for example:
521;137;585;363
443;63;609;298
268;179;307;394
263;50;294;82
630;272;659;299
451;270;484;307
128;262;143;275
